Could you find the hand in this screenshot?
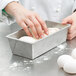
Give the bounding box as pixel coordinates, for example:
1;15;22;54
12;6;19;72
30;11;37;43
62;12;76;40
5;2;48;39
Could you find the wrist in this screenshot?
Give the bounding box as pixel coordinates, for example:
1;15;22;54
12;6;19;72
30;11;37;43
2;9;8;14
5;1;19;16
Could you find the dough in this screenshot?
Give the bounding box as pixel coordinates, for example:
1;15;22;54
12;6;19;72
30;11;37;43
63;60;76;74
57;55;73;68
19;28;59;43
43;28;59;37
71;48;76;59
48;28;59;35
29;27;59;38
19;36;37;43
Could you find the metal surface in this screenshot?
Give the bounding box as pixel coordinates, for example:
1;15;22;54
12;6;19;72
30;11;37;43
7;21;70;59
1;35;76;76
0;22;76;76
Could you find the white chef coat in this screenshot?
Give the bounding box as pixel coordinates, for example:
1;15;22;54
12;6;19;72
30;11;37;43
0;0;76;24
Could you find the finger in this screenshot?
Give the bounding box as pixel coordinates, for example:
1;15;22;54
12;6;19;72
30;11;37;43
35;14;48;35
24;18;39;39
67;30;76;40
68;21;76;34
62;16;72;25
20;22;32;37
29;16;44;38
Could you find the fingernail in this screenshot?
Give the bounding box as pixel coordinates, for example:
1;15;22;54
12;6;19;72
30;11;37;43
46;31;49;35
36;36;39;39
41;35;44;38
29;34;33;37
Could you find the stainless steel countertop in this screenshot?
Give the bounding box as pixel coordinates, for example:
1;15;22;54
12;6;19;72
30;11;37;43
0;22;76;76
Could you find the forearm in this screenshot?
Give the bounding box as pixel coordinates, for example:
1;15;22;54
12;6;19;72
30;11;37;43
4;1;48;38
5;1;20;16
0;0;19;24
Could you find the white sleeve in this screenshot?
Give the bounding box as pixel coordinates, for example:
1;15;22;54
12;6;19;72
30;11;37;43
0;0;19;10
0;0;19;25
72;0;76;12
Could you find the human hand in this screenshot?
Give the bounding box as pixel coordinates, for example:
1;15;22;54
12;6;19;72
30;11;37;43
62;12;76;40
5;2;48;39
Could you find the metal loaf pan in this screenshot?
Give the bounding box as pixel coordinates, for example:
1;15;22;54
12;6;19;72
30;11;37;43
6;21;70;59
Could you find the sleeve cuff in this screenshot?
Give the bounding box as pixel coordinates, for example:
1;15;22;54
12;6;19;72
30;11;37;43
73;9;76;12
0;0;19;11
72;0;76;12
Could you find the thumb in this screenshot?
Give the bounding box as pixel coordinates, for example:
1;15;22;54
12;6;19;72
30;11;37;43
62;16;72;25
68;21;76;33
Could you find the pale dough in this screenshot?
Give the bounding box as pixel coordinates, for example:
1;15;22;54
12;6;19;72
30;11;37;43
19;36;37;43
48;28;59;35
19;28;59;43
